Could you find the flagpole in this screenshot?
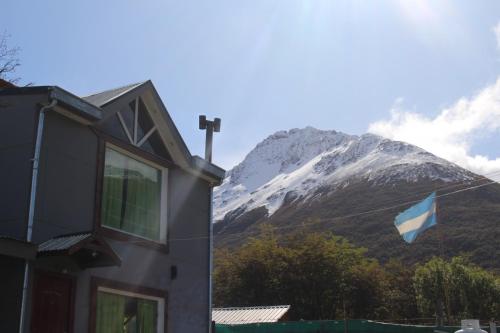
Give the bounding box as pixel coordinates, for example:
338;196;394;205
436;194;452;326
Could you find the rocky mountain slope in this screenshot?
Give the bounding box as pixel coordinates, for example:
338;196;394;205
214;127;500;269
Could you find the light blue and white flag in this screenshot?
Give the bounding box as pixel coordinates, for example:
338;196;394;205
394;192;437;243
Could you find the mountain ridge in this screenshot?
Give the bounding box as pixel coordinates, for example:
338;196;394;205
213;127;500;269
215;127;476;222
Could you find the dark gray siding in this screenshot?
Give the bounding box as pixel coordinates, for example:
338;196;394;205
0;255;25;332
72;168;211;333
1;92;212;333
0;94;45;239
33;111;98;243
167;169;211;333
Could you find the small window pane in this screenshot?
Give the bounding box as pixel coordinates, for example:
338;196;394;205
101;148;162;240
137;98;155;143
141;131;171;160
119;102;136;139
96;291;158;333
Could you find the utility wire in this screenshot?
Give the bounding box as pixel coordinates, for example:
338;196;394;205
26;169;500;244
167;179;499;243
213;170;500;239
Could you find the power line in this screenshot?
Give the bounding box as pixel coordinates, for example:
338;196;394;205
171;179;499;243
213;170;500;239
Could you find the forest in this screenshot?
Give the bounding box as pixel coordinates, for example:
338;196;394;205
214;229;500;323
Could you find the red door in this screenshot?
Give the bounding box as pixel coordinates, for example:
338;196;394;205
31;271;74;333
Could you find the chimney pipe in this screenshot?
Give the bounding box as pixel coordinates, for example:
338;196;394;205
199;115;221;163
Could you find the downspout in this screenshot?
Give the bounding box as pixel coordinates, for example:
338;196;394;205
18;99;57;333
208;184;214;333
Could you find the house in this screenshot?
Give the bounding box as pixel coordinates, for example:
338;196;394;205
0;80;225;333
212;305;291;325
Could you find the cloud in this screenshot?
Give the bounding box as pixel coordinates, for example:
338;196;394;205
494;21;500;51
368;77;500;180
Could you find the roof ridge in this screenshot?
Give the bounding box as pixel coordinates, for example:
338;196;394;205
82;81;146;99
81;81;148;107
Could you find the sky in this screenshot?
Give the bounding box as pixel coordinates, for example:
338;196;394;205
3;0;500;176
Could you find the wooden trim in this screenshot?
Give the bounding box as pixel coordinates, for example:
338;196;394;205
93;136;106;231
89;277;168;333
93;131;171;253
133;98;139;144
99;227;168;253
116;112;134;144
94;129;176;169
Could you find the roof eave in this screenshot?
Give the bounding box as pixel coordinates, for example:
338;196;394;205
50;86;102;122
0;85;103;123
191;156;226;185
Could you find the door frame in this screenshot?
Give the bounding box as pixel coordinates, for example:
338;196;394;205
31;269;76;333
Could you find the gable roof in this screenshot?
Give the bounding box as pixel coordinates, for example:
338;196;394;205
212;305;290;325
1;81;225;183
82;81;226;182
82;82;145;107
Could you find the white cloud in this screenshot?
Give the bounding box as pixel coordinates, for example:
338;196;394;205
494;21;500;51
368;77;500;180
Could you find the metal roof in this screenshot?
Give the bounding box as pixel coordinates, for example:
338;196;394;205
212;305;290;325
82;82;145;107
38;233;92;252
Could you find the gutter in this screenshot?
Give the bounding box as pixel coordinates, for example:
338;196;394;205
18;99;57;333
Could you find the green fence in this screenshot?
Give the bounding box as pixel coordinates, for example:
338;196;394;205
216;320;497;333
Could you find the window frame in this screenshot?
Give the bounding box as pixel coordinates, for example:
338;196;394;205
99;142;168;245
89;277;168;333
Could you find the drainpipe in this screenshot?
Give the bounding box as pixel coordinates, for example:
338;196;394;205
18;99;57;333
208;185;214;333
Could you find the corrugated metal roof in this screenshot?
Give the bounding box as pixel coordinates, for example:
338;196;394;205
82;82;145;107
212;305;290;325
38;233;92;252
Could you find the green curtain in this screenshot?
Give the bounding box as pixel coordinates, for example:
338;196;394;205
137;299;157;333
96;292;126;333
122;157;161;240
102;149;126;229
102;148;161;240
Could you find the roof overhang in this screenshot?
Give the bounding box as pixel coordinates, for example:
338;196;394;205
1;82;225;184
0;85;102;124
37;232;121;269
192;156;226;185
49;86;102;123
0;237;38;260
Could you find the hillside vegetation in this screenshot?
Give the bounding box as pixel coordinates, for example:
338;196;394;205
214;231;500;322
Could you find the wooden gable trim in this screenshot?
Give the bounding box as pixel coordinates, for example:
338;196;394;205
94;82;191;169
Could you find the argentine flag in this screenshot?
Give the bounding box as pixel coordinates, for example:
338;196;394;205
394;192;437;243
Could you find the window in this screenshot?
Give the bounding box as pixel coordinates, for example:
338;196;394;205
101;146;167;242
96;288;164;333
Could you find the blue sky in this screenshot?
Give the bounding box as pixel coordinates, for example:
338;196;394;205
3;0;500;174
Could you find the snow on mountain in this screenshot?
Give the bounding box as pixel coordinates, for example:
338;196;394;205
214;127;475;222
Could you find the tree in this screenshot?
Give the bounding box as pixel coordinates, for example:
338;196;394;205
0;32;21;84
414;256;500;322
382;259;419;321
213;228;388;320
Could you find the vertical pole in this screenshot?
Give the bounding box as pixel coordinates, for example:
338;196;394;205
205;123;213;162
343;299;348;333
208;185;214;333
436;198;452;326
19;99;57;333
205;121;214;333
199;116;220;333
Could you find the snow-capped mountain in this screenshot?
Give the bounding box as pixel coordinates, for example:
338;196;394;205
214;127;474;222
